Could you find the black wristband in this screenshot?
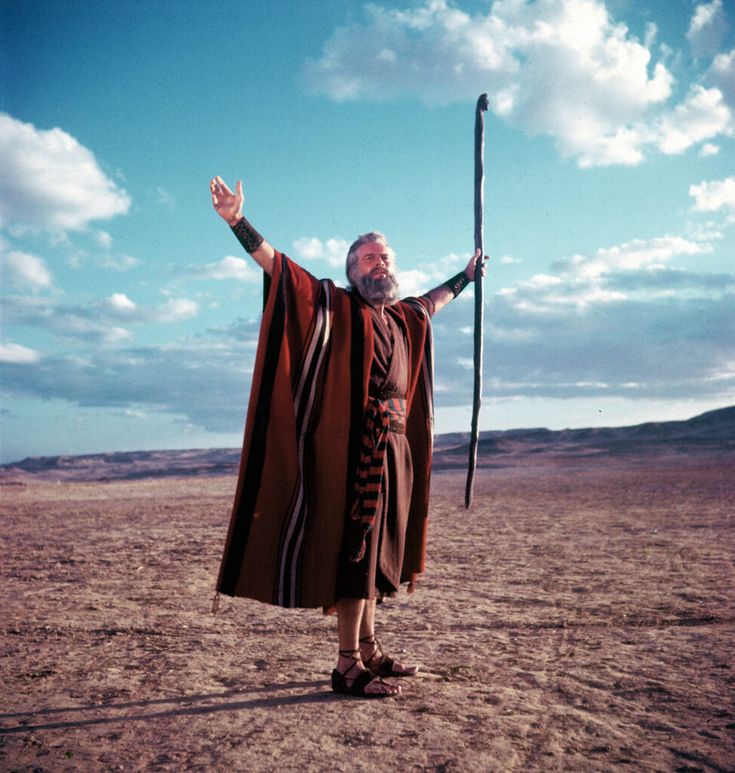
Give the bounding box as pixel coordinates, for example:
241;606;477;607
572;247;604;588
231;216;265;254
445;271;470;298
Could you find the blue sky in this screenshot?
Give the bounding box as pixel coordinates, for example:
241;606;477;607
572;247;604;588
1;0;733;463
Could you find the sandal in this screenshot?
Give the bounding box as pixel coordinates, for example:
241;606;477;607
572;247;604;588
331;649;400;698
360;635;419;677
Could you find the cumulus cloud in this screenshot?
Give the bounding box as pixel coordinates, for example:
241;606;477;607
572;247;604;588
431;230;735;407
3;233;733;433
292;236;351;268
501;233;717;314
2;291;199;344
106;293;138;316
100;295;198;324
554;236;713;280
0;342;41;364
99;253;141;272
432;287;735;408
0;113;130;231
191;255;261;282
397;252;469;297
157;298;199;322
689;176;735;215
305;0;733;167
687;0;727;59
709;49;735;108
653;85;731;156
0;249;53;289
1;332;259;433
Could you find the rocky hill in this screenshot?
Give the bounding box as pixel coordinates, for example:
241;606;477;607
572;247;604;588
2;405;732;483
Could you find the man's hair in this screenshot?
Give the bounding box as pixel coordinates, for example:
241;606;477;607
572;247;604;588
345;231;396;288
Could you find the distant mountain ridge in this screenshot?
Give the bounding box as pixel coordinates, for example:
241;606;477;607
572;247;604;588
2;406;733;483
430;405;735;470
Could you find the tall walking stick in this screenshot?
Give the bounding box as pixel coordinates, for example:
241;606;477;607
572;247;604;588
465;93;489;509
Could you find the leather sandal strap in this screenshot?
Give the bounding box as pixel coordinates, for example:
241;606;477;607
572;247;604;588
337;648;363;681
359;635;384;667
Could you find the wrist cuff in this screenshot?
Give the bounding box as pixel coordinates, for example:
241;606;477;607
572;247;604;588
231;216;265;254
445;271;470;298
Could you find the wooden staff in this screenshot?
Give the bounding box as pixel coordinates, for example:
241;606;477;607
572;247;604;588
465;93;489;509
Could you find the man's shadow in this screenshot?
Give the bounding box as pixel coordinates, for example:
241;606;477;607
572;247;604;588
0;679;341;734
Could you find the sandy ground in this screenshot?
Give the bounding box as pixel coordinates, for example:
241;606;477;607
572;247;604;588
1;458;733;772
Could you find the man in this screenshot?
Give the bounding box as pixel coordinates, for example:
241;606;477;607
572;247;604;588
210;176;486;698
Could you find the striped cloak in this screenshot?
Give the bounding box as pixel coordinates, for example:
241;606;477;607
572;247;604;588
215;251;434;609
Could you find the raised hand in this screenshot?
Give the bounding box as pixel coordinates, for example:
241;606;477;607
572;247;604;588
210;176;244;226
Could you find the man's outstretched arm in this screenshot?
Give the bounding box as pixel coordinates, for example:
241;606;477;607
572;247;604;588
210;176;276;275
424;249;488;314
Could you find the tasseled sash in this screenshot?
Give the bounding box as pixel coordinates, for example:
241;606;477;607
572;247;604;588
347;391;407;562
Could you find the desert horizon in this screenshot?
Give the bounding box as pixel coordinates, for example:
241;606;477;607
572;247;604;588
2;404;732;482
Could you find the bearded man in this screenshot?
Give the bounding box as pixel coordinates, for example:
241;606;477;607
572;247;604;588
210;176;486;698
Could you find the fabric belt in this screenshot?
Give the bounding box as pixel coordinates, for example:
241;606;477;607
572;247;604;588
346;391;407;562
369;389;406;434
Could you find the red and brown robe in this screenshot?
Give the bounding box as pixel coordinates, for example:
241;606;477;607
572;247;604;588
215;251;435;609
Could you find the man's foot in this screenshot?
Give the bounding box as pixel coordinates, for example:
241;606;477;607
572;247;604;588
332;649;401;697
360;635;419;677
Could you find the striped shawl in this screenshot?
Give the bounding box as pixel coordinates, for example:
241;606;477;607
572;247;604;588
215;252;434;609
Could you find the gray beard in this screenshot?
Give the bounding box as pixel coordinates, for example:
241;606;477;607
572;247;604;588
354;272;400;305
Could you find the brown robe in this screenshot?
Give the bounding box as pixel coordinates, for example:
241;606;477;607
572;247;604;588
215;252;435;609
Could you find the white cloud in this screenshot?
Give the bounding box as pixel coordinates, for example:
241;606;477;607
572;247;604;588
103;295;198;324
709;49;735;108
0;249;53;289
0;342;41;364
687;0;727;59
556;236;714;279
193;255;261;282
1;333;261;433
105;294;200;323
99;253;141;272
158;298;199;322
305;0;733;167
397;251;468;297
60;316;133;343
396;268;437;298
1;295;134;344
106;292;137;315
100;326;133;343
654;85;732;155
293;237;325;260
689;176;735;215
3;290;200;344
292;236;351;268
495;231;720;316
699;142;720;156
0;113;131;231
95;230;113;249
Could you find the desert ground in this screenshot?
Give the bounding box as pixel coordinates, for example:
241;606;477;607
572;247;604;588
1;457;733;772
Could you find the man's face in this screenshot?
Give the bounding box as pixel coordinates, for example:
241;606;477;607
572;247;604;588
351;241;400;305
353;242;396;282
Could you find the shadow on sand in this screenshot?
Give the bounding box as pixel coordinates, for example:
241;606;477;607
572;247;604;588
0;679;340;734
